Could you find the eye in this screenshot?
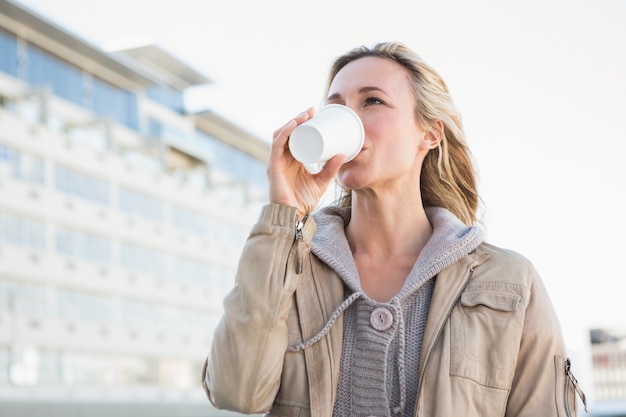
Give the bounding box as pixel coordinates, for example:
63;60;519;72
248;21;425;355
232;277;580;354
364;96;384;106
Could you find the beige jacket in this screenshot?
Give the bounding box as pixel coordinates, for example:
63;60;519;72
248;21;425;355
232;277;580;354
202;204;585;417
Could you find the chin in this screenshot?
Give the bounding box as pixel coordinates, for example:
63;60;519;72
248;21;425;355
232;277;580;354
337;169;369;191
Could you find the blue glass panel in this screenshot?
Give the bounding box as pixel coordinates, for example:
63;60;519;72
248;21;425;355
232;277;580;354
56;289;111;321
147;85;184;113
0;29;18;77
0;143;45;185
196;131;267;188
93;77;139;130
54;228;111;264
25;44;83;106
54;165;110;206
0;213;46;250
120;242;168;278
118;187;163;222
171;206;208;236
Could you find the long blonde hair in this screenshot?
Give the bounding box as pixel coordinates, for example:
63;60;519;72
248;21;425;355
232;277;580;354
326;42;480;225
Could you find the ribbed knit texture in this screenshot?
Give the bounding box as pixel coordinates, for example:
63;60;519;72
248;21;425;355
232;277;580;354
307;206;485;417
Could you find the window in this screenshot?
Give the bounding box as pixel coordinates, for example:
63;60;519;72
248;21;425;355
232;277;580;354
54;165;110;205
0;29;18;77
0;143;45;185
171;206;208;236
208;217;247;251
120;299;161;329
0;213;45;250
147;85;184;113
178;309;214;335
14;283;48;316
119;240;221;293
120;298;207;336
196;131;268;188
25;44;83;107
38;350;62;385
172;257;210;288
119;242;167;278
55;228;111;264
146;117;196;149
0;281;48;316
92;76;138;130
0;347;9;384
52;352;193;388
118;187;163;222
19;42;140;131
56;289;111;322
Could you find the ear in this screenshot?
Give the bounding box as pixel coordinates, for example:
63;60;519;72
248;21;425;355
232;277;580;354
420;120;443;150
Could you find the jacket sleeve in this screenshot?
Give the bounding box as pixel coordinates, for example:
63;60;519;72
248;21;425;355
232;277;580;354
201;204;314;414
505;264;585;417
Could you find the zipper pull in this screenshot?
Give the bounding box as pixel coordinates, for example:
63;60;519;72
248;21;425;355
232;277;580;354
294;215;308;275
565;358;588;412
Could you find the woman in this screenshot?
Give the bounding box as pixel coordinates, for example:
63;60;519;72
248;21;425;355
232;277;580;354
202;42;586;417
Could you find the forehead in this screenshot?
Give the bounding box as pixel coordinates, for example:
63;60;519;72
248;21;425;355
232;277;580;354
328;56;412;95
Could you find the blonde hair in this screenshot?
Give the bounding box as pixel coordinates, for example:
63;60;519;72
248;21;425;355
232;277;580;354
326;41;480;225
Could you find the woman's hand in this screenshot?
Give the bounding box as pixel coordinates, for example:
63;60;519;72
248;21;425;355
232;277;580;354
267;107;347;218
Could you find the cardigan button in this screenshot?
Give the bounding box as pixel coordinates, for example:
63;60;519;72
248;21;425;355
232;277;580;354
370;307;393;331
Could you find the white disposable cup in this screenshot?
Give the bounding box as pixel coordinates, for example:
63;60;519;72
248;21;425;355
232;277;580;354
288;104;364;165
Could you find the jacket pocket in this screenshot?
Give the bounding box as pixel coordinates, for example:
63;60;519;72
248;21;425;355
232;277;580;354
555;356;587;417
450;286;523;389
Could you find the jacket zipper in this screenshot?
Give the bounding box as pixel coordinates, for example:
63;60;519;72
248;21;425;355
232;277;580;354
294;215;308;275
564;357;587;414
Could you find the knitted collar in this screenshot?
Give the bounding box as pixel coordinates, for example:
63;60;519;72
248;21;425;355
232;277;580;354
310;205;486;302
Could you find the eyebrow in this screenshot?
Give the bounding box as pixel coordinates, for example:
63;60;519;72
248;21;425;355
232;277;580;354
326;86;388;102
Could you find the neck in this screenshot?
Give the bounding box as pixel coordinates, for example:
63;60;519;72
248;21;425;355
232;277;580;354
346;186;432;259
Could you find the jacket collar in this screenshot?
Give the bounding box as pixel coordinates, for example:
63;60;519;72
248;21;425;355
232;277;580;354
418;247;490;376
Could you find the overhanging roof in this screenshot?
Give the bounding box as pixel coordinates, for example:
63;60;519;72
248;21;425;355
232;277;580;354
0;0;158;89
112;43;213;90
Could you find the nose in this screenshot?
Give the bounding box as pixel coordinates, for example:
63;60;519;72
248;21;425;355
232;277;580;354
338;102;363;122
349;107;366;129
341;101;358;113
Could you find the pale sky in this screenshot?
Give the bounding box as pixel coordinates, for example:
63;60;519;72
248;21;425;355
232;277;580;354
15;0;626;377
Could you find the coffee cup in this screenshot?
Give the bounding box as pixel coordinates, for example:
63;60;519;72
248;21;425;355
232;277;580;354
288;104;364;165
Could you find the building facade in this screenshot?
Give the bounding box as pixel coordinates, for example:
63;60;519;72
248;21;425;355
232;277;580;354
589;328;626;417
0;1;267;415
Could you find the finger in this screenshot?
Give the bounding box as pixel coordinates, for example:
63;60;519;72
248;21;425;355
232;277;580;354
294;107;315;124
316;154;347;183
272;107;314;142
273;119;296;142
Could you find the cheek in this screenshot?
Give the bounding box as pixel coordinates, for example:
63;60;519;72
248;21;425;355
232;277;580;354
363;115;420;151
361;116;384;140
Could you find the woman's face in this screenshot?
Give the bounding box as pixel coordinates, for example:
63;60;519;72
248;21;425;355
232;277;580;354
326;56;437;194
